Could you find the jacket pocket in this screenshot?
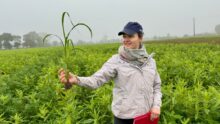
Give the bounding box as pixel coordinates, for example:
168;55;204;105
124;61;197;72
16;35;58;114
119;97;139;116
134;94;148;114
112;93;123;116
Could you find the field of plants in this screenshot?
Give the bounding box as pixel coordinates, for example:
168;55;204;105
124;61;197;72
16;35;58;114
0;40;220;124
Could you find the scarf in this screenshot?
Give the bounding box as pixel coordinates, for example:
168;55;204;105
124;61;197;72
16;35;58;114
118;43;155;67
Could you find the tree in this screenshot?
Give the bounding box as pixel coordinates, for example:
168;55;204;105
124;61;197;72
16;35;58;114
0;35;2;49
38;32;51;47
23;31;42;47
215;24;220;35
52;40;59;46
13;35;22;48
0;33;13;49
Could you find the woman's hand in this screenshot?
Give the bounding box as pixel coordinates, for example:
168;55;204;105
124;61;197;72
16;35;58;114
58;68;79;85
150;107;160;121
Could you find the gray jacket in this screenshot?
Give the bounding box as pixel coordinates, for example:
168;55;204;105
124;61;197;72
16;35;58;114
76;54;162;119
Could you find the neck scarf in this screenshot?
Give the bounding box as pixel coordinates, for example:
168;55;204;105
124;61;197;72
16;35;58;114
118;43;155;66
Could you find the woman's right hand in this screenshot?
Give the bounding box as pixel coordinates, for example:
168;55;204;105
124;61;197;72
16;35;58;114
58;68;79;85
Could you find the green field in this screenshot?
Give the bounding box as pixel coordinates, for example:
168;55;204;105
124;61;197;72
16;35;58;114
0;38;220;124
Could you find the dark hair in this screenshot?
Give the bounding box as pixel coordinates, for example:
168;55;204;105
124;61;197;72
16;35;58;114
138;32;144;38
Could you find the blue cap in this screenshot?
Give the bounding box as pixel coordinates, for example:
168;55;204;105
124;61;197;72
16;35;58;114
118;22;144;36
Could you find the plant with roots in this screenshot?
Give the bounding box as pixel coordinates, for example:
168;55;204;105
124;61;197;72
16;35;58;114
43;12;92;89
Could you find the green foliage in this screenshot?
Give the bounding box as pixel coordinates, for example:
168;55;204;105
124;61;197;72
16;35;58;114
0;41;219;123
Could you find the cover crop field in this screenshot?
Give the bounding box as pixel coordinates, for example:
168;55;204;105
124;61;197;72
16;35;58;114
0;40;219;124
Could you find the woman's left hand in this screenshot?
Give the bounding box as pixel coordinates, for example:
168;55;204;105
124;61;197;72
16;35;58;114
150;107;160;121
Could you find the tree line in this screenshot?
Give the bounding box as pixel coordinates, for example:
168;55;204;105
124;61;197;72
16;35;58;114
0;31;60;50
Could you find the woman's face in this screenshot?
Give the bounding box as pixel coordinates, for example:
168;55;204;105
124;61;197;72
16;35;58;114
122;33;142;49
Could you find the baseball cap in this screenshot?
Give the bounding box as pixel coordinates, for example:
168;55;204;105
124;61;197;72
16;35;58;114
118;22;144;36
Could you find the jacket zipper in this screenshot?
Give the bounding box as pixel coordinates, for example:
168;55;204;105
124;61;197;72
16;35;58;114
128;63;152;111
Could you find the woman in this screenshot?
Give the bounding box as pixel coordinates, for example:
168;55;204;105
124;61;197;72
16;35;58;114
58;22;162;124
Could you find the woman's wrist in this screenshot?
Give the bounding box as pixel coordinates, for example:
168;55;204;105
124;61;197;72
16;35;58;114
73;75;80;84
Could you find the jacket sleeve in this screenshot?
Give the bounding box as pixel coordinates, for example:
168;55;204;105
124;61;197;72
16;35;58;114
75;56;117;89
152;61;162;109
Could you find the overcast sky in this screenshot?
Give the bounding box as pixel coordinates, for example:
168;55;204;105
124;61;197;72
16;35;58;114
0;0;220;42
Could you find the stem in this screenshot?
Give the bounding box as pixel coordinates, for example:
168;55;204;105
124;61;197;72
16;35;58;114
64;38;72;89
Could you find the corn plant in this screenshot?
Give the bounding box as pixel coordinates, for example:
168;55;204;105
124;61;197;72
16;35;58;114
43;12;92;89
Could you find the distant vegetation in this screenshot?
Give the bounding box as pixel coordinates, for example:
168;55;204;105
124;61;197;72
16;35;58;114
0;32;55;50
144;35;220;44
1;23;220;50
215;24;220;34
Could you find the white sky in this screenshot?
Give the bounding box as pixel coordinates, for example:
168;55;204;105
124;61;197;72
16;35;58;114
0;0;220;42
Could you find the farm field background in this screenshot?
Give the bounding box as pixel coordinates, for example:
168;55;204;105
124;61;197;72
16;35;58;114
0;37;220;124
